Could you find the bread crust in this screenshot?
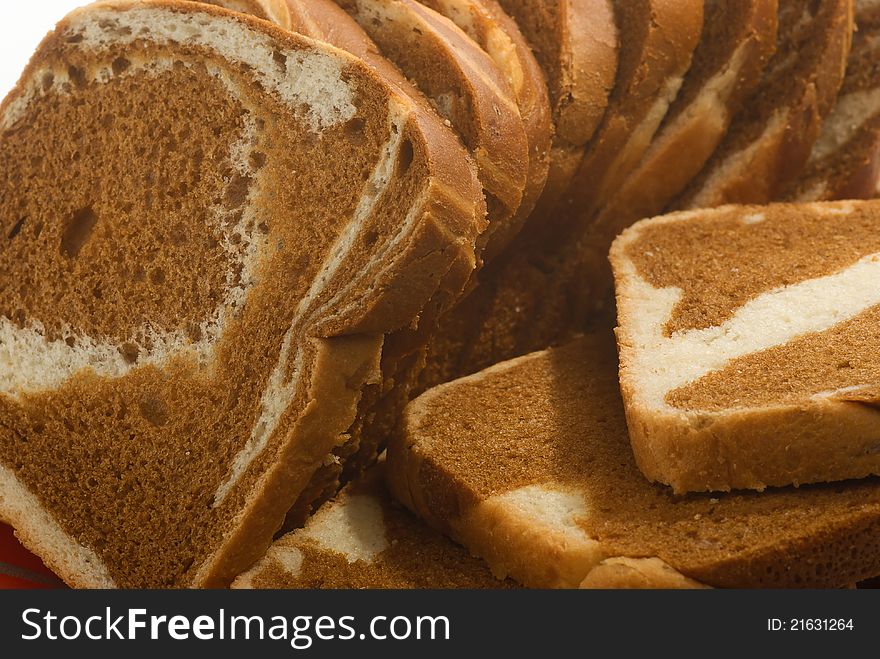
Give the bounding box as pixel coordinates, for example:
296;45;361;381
497;0;619;213
338;0;530;263
579;557;711;589
419;0;552;243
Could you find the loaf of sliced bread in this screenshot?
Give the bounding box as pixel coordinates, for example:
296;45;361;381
495;0;619;210
233;461;513;588
678;0;854;208
612;200;880;492
786;0;880;201
390;332;880;588
558;0;705;223
0;0;484;587
597;0;778;230
337;0;530;263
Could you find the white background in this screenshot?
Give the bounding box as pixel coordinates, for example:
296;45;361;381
0;3;90;99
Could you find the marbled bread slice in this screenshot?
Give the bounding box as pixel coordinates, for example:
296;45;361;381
233;461;514;588
597;0;778;232
678;0;854;208
612;200;880;492
786;0;880;201
0;0;484;588
558;0;705;224
390;332;880;588
495;0;618;211
337;0;530;264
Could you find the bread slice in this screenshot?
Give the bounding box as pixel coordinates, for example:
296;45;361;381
678;0;854;208
232;461;514;588
390;331;880;588
786;1;880;201
557;0;705;224
0;0;484;587
611;200;880;493
418;0;552;234
337;0;530;263
596;0;778;232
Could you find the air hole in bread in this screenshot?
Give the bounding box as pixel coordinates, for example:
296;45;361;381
272;50;287;72
7;217;25;240
111;57;131;76
249;151;266;170
345;117;366;145
41;72;54;91
398;138;414;174
223;173;251;208
150;268;166;285
119;342;140;364
67;65;87;88
139;396;168;427
363;229;379;247
60;206;99;257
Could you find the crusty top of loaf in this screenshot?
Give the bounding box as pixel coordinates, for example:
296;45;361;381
419;0;552;236
233;462;514;588
496;0;618;148
338;0;530;262
392;331;880;587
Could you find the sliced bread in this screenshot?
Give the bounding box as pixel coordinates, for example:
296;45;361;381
786;0;880;201
0;0;484;587
611;200;880;492
233;461;514;588
557;0;705;224
390;332;880;588
678;0;854;208
495;0;619;210
596;0;778;231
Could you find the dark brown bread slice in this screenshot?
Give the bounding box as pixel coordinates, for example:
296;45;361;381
390;331;880;588
337;0;530;264
786;1;880;201
597;0;778;230
233;461;515;588
0;0;483;587
555;0;705;225
677;0;854;208
495;0;619;211
419;0;552;235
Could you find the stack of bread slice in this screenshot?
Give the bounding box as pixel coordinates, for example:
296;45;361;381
4;0;880;589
